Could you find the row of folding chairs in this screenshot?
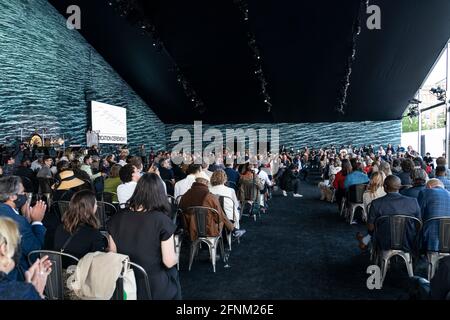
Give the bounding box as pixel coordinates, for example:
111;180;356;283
370;215;450;287
27;250;151;300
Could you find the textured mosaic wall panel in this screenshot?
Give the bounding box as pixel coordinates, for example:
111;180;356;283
0;0;165;151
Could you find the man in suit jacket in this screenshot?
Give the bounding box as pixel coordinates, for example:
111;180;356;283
418;179;450;252
0;176;46;280
364;175;421;252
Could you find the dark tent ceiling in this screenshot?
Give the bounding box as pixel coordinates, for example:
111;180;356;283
48;0;450;124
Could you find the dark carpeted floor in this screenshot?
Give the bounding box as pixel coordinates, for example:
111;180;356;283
178;170;428;300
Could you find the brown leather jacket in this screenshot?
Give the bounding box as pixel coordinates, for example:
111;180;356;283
179;182;234;241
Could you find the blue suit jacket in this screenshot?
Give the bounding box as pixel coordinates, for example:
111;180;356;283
225;168;240;188
368;193;421;252
0;204;46;280
418;188;450;252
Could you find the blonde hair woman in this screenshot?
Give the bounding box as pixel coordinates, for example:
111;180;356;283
209;170;241;229
362;172;386;215
0;217;52;299
379;162;392;178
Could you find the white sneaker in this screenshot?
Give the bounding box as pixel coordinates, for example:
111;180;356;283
293;194;303;198
282;190;287;197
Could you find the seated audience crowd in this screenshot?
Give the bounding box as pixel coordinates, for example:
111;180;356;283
1;141;450;299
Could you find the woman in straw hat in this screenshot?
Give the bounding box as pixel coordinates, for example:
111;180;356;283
52;170;88;202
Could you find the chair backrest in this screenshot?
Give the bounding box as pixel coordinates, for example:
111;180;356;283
38;177;54;194
215;194;236;221
167;195;180;224
424;217;450;253
101;191;117;204
375;215;422;250
20;176;35;193
55;201;71;221
27;250;79;300
185;206;221;238
347;184;367;203
96;201;117;230
163;179;174;196
129;261;152;300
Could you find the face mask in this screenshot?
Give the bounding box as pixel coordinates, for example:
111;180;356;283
14;194;28;210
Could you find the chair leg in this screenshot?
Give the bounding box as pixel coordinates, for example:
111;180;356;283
209;243;217;273
380;258;389;287
188;241;200;271
174;235;182;271
404;253;414;278
348;205;355;224
219;237;226;263
340;200;346;217
227;232;232;251
428;253;438;281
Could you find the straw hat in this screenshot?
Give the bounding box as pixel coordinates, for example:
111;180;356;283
53;170;86;190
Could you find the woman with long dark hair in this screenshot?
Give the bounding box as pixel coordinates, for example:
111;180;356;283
107;173;180;300
53;190;107;266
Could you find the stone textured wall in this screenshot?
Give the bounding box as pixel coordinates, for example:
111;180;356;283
166;121;402;150
0;0;165;150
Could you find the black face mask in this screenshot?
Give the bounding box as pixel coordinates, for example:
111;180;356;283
14;194;27;210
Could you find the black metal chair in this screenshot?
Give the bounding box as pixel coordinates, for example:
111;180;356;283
99;191;118;205
54;200;71;221
96;201;117;231
345;184;368;224
373;215;422;287
20;176;35;194
184;206;226;272
27;250;79;300
238;179;259;222
168;195;183;270
38;177;55;206
215;194;238;251
164;179;175;196
423;216;450;280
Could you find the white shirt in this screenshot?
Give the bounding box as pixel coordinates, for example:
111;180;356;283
118;160;127;167
174;175;196;200
257;169;272;187
117;181;137;208
204;170;213;178
209;184;240;229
